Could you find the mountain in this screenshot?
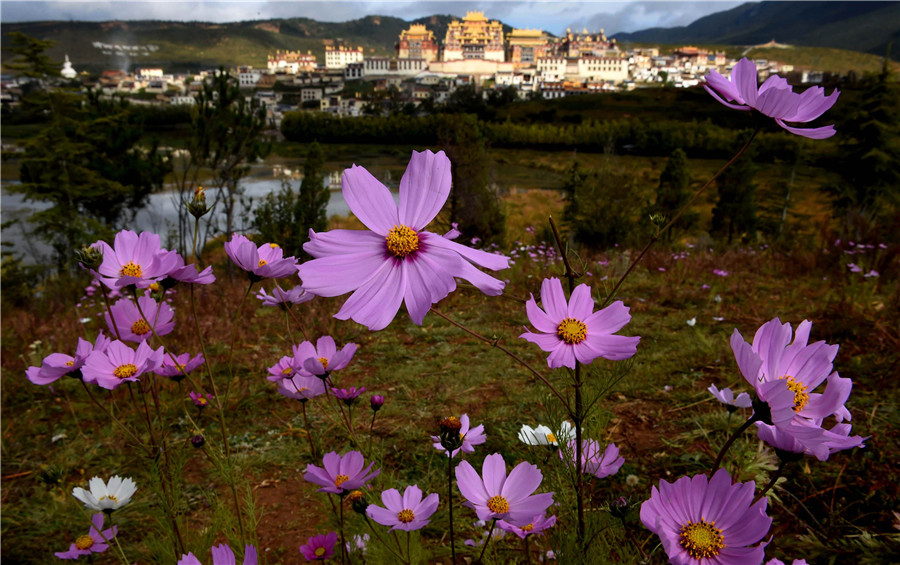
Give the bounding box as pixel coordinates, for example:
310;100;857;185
612;1;900;60
0;14;475;73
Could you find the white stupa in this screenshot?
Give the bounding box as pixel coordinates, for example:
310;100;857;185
61;55;77;79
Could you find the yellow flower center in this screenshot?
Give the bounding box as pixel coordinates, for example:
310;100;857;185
546;433;556;443
269;243;279;248
386;224;420;258
779;375;809;412
114;364;138;379
120;261;143;278
131;319;151;335
679;519;725;559
318;357;329;370
521;524;534;532
487;495;509;514
198;397;208;406
258;259;268;267
75;535;95;550
347;490;365;503
397;509;415;523
66;361;75;367
314;547;326;557
281;366;293;374
148;282;160;292
334;474;350;488
99;494;118;504
557;317;587;344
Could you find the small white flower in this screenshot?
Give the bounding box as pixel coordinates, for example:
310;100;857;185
686;317;697;327
518;422;575;446
72;475;137;511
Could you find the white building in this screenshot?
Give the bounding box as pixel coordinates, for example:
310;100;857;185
238;67;263;88
325;46;364;69
576;57;628;83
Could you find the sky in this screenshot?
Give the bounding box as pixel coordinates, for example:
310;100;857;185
0;1;745;37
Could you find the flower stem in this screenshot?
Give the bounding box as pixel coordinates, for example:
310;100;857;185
448;452;457;564
599;127;760;309
79;381;147;454
524;534;532;564
429;308;571;414
475;519;497;564
755;461;787;504
339;495;348;565
363;516;409;564
712;413;760;472
301;400;318;461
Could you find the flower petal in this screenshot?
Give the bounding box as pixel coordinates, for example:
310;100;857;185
398;150;452;230
335;260;406;331
342;164;399;235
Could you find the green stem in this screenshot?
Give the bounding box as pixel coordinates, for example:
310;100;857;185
475;519;497;564
301;400;318;461
448;451;457;564
712;413;760;472
363;516;409;564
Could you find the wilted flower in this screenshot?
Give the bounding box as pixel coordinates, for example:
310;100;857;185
521;277;640;369
297;150;509;331
256;284;314;307
72;476;137;512
224;235;299;280
54;513;117;560
177;544;257;565
431;413;486;458
366;485;439;531
704;57;839;139
640;468;771;565
303;451;380;494
299;533;338;562
455;453;554;527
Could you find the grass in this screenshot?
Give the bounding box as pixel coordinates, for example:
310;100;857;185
2;154;899;563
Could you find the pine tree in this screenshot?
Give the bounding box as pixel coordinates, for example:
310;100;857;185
653;148;696;242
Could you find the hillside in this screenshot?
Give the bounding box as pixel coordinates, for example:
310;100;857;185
613;1;900;61
0;15;469;73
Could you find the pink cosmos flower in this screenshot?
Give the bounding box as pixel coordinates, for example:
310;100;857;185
731;318;853;428
431;413;486;459
189;391;213;408
95;230;181;289
268;355;301;382
81;340;164;390
293;336;357;377
560;440;624;479
277;374;326;401
330;386;366;403
166;255;215;285
755;420;865;462
497;513;557;539
104;295;175;343
299;532;338;562
455;453;554;527
365;485;440;531
225;235;299;280
256;284;314;307
304;451;380;494
704;57;839;139
54;513;117;560
155;353;204;380
26;333;110;386
640;468;771;565
708;384;753;409
521;277;640;369
177;544;258;565
297;150;510;331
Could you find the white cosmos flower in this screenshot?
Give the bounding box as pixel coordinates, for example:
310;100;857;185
518;422;575;446
72;475;137;511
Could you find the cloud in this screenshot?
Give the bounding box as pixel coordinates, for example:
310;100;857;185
569;1;743;35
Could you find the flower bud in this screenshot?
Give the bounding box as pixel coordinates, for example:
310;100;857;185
76;244;104;271
438;416;464;452
347;490;368;514
609;496;630;520
191;434;205;449
187;186;210;219
370;395;384;412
